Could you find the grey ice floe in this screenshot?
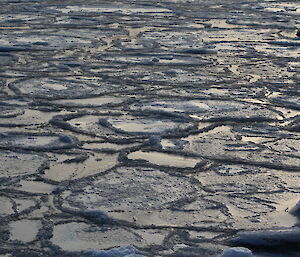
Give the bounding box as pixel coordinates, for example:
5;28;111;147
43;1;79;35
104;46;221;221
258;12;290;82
60;166;226;228
9;219;41;243
218;247;253;257
127;150;208;169
51;222;148;252
103;115;193;135
226;200;300;253
0;133;77;151
230;228;300;249
85;245;145;257
290;200;300;217
0;150;47;178
79;209;111;224
131;99;280;122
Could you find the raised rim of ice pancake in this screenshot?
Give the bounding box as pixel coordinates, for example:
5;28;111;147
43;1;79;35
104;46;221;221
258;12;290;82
0;132;78;151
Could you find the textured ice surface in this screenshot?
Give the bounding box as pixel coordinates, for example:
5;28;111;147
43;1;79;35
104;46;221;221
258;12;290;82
0;133;77;150
50;96;124;107
1;0;300;256
218;247;253;257
51;222;146;251
0;197;14;217
85;246;145;257
52;222;167;252
43;152;118;181
231;228;300;248
132;100;280;121
101;113;194;136
15;180;56;194
172;125;300;171
105;116;190;134
0;31;104;51
63;113;194;137
9;219;41;243
61;166;196;212
290;200;300;217
127;150;208;168
0;151;47;178
0;108;57;127
60;167;226;228
10;78;104;98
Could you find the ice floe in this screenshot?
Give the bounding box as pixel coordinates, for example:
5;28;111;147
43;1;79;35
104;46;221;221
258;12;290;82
0;150;47;178
0;133;77;151
52;222;150;252
131;100;280;121
218;247;253;257
84;245;145;257
231;228;300;250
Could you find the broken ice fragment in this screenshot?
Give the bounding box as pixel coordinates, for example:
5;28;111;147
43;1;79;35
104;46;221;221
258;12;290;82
9;219;41;243
127;150;206;168
0;133;77;151
290;200;300;217
84;245;145;257
51;222;146;251
218;247;253;257
80;210;111;224
230;228;300;248
0;151;47;178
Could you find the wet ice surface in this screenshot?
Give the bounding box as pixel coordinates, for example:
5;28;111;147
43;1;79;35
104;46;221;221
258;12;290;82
1;0;300;257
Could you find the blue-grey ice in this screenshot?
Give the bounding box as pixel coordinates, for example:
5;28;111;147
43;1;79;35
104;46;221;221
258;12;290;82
218;247;253;257
85;246;145;257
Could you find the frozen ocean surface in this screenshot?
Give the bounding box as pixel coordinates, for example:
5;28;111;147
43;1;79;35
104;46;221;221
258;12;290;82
0;0;300;256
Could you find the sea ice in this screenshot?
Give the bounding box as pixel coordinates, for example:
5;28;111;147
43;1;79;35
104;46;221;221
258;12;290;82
290;200;300;217
0;133;77;151
85;245;144;257
51;222;147;251
218;247;253;257
231;228;300;248
0;151;47;178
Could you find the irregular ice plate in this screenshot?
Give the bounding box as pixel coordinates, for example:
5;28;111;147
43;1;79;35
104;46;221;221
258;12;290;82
0;151;47;178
